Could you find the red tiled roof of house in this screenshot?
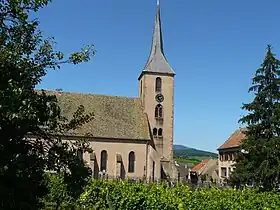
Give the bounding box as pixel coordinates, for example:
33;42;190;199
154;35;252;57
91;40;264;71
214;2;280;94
218;128;247;150
191;159;209;172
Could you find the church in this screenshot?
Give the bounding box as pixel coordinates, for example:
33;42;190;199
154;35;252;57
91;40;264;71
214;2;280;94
50;1;179;181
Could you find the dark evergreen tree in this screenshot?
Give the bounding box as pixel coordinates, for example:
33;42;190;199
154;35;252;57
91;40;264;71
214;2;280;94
0;0;95;209
230;45;280;191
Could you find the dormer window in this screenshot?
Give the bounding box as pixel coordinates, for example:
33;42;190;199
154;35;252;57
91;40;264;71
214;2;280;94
155;77;162;92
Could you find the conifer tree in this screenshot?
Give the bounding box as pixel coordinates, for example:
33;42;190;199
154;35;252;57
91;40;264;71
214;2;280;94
230;45;280;191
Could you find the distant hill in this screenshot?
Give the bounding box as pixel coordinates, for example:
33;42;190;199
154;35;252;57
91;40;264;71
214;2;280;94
173;144;218;166
173;145;189;150
173;144;218;159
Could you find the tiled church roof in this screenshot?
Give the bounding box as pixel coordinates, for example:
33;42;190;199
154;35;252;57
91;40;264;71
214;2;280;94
41;90;151;141
218;128;246;150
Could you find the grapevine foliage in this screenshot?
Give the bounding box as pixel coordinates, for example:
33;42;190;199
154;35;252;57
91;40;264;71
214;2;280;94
45;179;280;210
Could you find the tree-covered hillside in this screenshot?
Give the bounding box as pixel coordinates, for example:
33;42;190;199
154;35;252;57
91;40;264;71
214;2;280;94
173;145;218;166
173;145;218;158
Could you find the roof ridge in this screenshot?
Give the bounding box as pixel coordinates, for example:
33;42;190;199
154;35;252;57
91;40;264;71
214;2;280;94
37;89;140;100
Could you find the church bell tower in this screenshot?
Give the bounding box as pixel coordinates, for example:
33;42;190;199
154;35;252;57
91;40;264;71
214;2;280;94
138;0;176;168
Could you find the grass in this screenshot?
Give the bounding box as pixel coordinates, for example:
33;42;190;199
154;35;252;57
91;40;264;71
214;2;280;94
175;157;200;167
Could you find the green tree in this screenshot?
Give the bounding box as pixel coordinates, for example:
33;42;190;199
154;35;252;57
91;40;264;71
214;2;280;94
45;173;70;210
0;0;95;209
230;45;280;191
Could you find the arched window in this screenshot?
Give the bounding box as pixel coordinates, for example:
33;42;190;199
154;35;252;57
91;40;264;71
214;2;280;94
128;151;135;173
100;150;108;171
158;128;163;136
155;77;162;92
155;104;163;118
153;128;157;136
77;150;83;162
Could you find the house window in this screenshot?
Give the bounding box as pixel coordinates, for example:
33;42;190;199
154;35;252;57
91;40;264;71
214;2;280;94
128;151;135;173
232;153;235;161
155;104;163;118
225;153;228;161
153;128;157;136
221;167;227;177
100;150;108;171
219;153;223;161
158;128;163;136
155;77;162;92
230;153;234;161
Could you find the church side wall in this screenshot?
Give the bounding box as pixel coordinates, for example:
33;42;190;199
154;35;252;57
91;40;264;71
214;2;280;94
84;140;148;179
28;137;149;180
147;145;161;180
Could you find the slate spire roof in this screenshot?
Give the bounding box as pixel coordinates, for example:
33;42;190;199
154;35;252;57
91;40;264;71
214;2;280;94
141;0;175;77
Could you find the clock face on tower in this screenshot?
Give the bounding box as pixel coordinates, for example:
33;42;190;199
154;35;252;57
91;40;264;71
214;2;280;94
155;93;164;103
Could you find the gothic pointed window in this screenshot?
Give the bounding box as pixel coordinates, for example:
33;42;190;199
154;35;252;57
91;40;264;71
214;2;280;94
100;150;108;171
158;128;163;136
128;151;135;173
155;77;162;92
153;128;157;136
155;104;163;118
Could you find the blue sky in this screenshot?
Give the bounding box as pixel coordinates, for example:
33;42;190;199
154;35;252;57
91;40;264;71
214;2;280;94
36;0;280;152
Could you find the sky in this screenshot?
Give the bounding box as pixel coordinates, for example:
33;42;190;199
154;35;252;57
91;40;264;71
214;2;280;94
36;0;280;153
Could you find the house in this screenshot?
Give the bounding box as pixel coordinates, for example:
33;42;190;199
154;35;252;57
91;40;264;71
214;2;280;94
42;1;179;181
175;162;190;183
190;159;219;184
217;128;246;184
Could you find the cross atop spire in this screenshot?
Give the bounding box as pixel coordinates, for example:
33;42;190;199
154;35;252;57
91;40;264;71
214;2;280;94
139;0;175;78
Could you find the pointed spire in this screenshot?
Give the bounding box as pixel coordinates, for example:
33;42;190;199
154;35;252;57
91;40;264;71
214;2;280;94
140;0;175;78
